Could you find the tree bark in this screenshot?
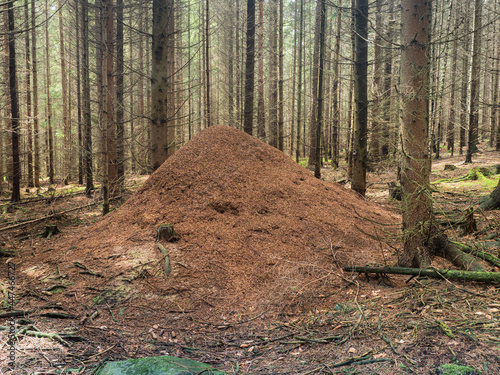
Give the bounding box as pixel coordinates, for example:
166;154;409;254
8;0;21;202
295;0;303;163
277;0;284;151
268;0;278;148
256;0;265;141
344;266;498;282
58;0;70;184
45;0;54;185
83;0;94;196
314;0;326;179
116;0;124;182
151;0;176;171
243;0;256;136
465;0;482;163
351;0;368;196
398;0;433;268
24;0;33;188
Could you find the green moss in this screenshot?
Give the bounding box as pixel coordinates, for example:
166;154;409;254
436;363;478;375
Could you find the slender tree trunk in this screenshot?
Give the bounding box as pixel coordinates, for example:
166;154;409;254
370;0;382;160
269;0;278;148
227;0;234;128
138;15;145;172
45;0;54;184
314;0;326;179
256;0;265;141
307;0;321;168
31;0;40;187
8;0;20;202
465;0;482;163
76;0;83;184
330;0;341;169
151;0;176;171
398;0;433;268
116;0;124;182
58;0;70;184
492;43;500;150
24;0;33;187
129;11;136;172
243;0;256;136
277;0;284;151
295;0;303;163
205;0;212;127
83;0;94;196
351;0;368;196
446;11;459;156
381;4;394;157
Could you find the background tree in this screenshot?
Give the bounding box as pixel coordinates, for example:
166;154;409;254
243;0;256;136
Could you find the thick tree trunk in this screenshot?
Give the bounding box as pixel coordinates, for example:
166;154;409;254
351;0;368;196
398;0;433;268
151;0;176;171
243;0;256;136
479;179;500;211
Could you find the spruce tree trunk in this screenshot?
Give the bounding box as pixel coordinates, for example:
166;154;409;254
398;0;433;268
116;0;124;181
256;0;266;141
330;0;341;169
8;0;21;202
295;0;303;163
351;0;368;196
277;0;284;151
45;0;54;184
76;0;83;185
83;0;94;196
25;0;33;188
58;0;70;184
243;0;256;136
314;0;326;179
268;0;278;148
151;0;176;171
465;0;482;163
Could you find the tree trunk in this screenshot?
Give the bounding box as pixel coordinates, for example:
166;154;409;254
45;0;54;184
398;0;433;268
243;0;256;136
479;179;500;211
204;0;212;127
58;0;70;184
116;0;124;182
351;0;368;196
369;0;382;161
83;0;94;196
75;0;83;185
295;0;303;163
24;0;33;188
8;0;20;202
268;0;278;148
256;0;265;141
465;0;482;163
330;0;341;169
151;0;176;171
307;0;321;169
277;0;284;151
314;0;326;179
446;10;459;156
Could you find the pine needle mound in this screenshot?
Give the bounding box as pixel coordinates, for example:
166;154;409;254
59;126;399;312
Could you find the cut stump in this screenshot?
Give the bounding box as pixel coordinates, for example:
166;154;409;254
42;225;60;239
156;224;177;242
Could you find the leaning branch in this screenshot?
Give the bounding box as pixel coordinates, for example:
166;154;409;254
343;266;500;282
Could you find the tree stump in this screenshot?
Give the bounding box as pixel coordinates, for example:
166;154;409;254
388;182;402;201
444;164;456;171
461;208;477;236
156;224;177;242
42;225;60;239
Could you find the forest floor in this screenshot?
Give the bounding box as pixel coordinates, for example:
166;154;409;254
0;127;499;375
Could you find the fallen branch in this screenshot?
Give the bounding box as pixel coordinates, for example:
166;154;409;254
0;202;99;232
343;266;500;282
450;241;500;268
